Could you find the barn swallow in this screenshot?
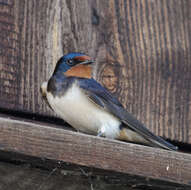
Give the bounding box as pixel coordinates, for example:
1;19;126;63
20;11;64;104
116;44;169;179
41;52;177;151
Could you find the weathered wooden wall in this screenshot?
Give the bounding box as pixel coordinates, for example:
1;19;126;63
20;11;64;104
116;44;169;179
0;0;191;144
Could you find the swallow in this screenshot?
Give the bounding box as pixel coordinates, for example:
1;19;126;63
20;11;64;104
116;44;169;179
41;52;177;151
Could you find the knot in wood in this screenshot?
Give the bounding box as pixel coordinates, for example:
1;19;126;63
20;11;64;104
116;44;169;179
99;62;118;93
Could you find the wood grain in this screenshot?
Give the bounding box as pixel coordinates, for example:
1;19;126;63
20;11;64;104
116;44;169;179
0;0;191;143
0;116;191;186
0;161;189;190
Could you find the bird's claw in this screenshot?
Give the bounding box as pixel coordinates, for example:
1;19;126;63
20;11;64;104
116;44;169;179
97;130;105;137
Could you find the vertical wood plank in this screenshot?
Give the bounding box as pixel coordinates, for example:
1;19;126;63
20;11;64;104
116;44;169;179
0;0;22;109
0;0;191;144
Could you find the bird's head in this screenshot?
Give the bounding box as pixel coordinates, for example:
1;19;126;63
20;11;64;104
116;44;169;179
53;52;94;79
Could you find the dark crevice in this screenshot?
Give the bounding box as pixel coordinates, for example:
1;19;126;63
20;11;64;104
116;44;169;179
0;107;190;153
0;107;68;127
0;150;189;189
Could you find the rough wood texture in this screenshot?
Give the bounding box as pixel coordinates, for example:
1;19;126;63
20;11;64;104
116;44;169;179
0;0;191;143
0;116;191;186
0;161;189;190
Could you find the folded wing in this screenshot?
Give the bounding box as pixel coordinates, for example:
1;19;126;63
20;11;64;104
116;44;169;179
79;78;177;151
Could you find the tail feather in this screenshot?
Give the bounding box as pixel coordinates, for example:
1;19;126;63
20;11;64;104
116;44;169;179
119;127;178;151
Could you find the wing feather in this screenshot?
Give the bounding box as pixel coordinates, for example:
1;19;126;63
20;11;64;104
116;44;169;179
79;78;177;151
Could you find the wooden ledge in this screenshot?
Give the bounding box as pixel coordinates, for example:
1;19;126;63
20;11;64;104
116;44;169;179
0;116;191;186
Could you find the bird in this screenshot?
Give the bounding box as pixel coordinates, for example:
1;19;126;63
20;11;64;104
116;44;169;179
41;52;177;151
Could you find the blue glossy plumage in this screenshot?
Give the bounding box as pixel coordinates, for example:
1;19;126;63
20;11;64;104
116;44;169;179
78;78;123;107
53;52;86;74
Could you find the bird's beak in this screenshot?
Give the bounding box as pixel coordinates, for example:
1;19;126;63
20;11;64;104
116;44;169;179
74;55;95;65
80;59;95;65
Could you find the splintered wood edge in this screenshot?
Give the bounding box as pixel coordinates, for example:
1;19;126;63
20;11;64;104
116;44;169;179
0;116;191;186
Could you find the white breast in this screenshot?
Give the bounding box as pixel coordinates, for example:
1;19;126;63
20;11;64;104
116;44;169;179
46;82;121;139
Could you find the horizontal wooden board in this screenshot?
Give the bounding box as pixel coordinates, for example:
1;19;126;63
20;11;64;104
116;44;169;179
0;0;191;144
0;161;189;190
0;116;191;186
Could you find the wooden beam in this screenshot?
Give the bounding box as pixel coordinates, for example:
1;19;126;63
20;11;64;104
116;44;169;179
0;116;191;186
0;161;188;190
0;160;189;190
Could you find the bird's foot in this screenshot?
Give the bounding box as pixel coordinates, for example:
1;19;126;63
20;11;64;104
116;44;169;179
97;128;105;137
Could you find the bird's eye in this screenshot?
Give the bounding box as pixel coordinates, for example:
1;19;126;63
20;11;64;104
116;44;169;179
67;59;73;66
